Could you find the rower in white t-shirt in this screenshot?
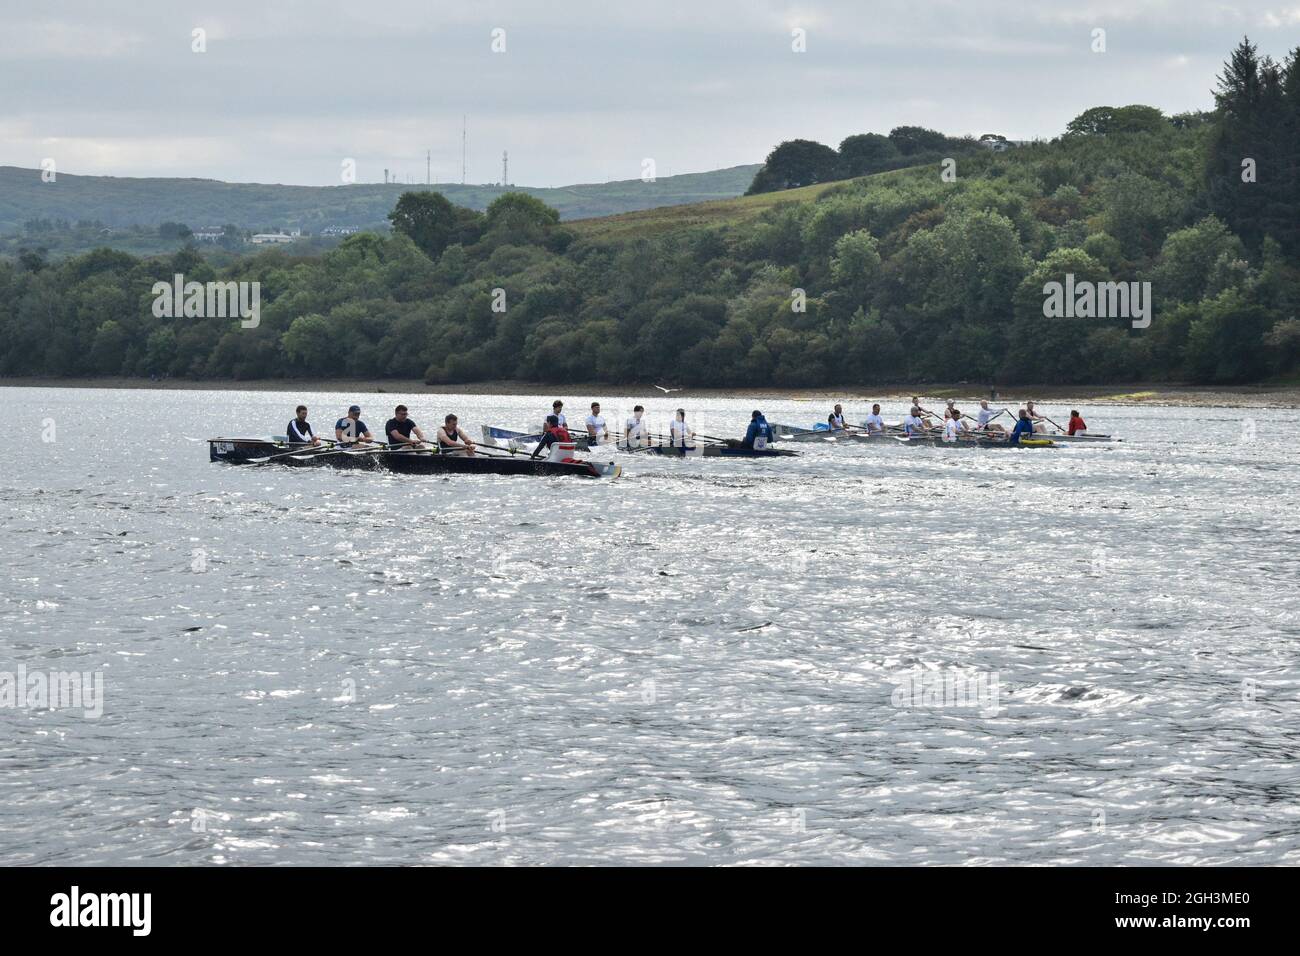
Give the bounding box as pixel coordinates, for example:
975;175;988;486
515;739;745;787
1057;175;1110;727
903;408;927;437
942;409;961;442
668;408;693;447
862;403;886;433
625;405;650;447
585;401;607;443
545;400;567;435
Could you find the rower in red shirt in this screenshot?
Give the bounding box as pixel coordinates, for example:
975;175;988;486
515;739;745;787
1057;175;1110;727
531;415;572;459
1067;410;1087;436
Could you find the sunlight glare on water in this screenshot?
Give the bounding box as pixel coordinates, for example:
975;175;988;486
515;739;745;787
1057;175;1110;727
1;386;1298;865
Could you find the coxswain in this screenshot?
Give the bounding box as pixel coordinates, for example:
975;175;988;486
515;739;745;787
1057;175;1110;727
1009;409;1036;446
862;404;886;433
585;402;607;444
1068;409;1088;436
669;408;694;447
384;405;426;449
437;414;476;456
286;405;320;445
530;415;571;459
740;410;774;449
827;404;848;431
625;405;650;448
335;405;374;445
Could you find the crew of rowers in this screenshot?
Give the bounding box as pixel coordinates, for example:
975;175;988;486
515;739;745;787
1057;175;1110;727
535;398;717;449
284;403;479;456
280;397;1087;456
281;399;716;461
824;397;1088;444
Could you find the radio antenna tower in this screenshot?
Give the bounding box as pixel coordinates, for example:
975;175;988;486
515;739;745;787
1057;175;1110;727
502;151;508;186
426;149;431;185
461;115;467;185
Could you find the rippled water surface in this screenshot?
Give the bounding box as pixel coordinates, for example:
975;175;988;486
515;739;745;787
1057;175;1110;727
2;386;1298;865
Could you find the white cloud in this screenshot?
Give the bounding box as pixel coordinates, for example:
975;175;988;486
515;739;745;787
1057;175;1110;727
1260;6;1300;26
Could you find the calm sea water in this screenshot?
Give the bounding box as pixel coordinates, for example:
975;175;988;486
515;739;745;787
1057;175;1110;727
1;386;1297;866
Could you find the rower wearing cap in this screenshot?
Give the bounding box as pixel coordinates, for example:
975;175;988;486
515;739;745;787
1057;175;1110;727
530;415;571;459
668;408;694;447
827;404;848;431
335;405;374;445
625;405;650;448
741;410;774;449
862;404;886;433
286;405;321;446
585;402;608;444
384;405;427;449
544;400;567;435
437;414;476;457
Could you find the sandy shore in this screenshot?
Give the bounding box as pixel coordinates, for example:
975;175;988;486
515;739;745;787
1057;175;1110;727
2;377;1298;408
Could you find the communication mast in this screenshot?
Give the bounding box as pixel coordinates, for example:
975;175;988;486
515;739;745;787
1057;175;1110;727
461;115;467;185
502;151;508;186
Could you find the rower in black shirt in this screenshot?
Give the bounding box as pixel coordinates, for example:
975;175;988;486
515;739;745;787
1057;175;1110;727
437;414;476;456
384;405;426;449
335;405;374;445
286;405;320;445
828;404;848;431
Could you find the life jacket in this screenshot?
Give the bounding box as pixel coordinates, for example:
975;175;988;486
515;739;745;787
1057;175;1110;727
549;425;571;442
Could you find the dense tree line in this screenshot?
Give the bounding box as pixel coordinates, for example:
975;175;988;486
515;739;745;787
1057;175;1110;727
746;127;981;194
1;39;1297;388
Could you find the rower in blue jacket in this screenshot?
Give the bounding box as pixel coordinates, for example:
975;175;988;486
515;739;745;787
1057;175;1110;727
1009;409;1036;446
741;410;774;449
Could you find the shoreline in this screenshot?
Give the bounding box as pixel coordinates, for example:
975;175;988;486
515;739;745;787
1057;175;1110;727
2;377;1298;408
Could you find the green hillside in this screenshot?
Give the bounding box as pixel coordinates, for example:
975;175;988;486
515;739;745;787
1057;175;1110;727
2;39;1298;389
568;177;859;239
0;164;761;235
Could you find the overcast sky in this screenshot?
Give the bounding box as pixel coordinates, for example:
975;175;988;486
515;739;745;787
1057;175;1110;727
2;1;1297;187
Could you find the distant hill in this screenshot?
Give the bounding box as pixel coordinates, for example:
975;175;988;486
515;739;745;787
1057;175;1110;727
0;164;761;234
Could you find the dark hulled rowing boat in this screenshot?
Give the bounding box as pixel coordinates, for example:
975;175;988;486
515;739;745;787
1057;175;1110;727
209;439;621;478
